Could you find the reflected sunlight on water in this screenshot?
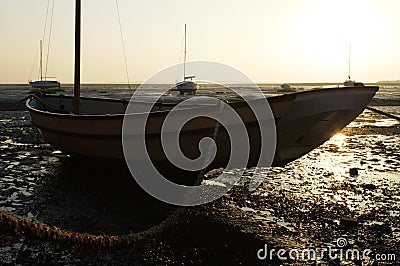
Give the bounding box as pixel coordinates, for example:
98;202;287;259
318;133;352;181
330;133;347;147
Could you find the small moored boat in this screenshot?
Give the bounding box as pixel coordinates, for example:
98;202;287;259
174;24;199;95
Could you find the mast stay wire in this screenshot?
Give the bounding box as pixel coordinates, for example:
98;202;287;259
115;0;132;89
44;0;55;79
28;45;40;81
29;0;50;81
41;0;50;80
176;32;185;83
42;0;50;46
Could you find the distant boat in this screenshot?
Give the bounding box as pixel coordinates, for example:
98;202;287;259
29;79;60;89
29;40;61;91
26;0;378;178
175;24;199;95
342;43;365;87
343;80;365;87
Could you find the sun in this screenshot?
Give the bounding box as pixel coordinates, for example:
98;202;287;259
290;0;386;79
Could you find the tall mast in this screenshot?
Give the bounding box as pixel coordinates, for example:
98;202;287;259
183;24;186;80
74;0;81;114
40;40;43;81
348;43;351;80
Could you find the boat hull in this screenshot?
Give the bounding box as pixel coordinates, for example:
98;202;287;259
26;86;378;170
29;80;61;89
174;81;199;95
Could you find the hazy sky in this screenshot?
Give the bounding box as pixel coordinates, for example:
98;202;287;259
1;0;400;83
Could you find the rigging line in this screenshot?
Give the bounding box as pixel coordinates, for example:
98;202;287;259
42;0;50;45
348;43;352;80
45;0;55;79
176;33;185;82
115;0;131;89
35;0;50;81
28;44;40;81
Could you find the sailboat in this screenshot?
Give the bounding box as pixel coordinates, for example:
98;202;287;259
343;43;364;87
26;0;378;174
175;24;199;95
29;40;61;90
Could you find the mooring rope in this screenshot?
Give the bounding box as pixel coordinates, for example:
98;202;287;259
0;96;31;111
0;95;58;113
30;94;63;110
0;207;187;249
0;93;193;249
367;106;400;121
3;98;396;251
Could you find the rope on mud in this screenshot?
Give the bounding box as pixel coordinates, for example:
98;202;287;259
0;96;31;111
0;94;62;112
30;94;62;110
0;208;187;249
367;106;400;121
0;95;222;249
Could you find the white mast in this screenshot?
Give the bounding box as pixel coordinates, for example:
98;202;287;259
348;43;352;80
40;40;43;81
183;23;187;81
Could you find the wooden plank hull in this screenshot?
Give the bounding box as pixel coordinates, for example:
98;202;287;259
26;86;378;169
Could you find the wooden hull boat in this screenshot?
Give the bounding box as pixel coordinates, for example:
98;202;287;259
26;85;378;170
26;0;380;188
